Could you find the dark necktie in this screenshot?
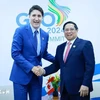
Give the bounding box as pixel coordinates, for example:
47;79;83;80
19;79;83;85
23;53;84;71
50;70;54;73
34;30;38;52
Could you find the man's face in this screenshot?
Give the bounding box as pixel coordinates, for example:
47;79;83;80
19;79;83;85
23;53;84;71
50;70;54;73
29;10;43;29
64;23;78;41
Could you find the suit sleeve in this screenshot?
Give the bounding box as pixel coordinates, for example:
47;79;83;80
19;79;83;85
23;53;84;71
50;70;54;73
11;28;33;73
42;34;55;62
44;46;60;76
82;41;95;87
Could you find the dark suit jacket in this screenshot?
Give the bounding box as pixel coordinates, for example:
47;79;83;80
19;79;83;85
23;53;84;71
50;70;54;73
10;24;54;85
44;37;95;94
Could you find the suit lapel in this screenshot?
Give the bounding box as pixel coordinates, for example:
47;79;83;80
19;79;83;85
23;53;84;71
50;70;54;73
59;43;66;63
40;29;46;54
26;24;37;53
66;38;80;62
26;26;46;55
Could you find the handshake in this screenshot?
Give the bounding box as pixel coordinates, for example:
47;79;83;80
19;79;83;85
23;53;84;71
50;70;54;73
31;66;45;76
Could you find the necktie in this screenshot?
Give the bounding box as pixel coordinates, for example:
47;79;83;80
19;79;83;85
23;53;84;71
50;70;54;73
64;42;71;63
34;30;38;52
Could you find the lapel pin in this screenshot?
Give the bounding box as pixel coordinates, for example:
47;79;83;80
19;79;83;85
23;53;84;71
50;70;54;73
73;45;76;48
42;37;44;40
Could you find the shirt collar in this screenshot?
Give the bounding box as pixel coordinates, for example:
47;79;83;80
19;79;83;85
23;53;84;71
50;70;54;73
66;37;77;45
30;24;40;34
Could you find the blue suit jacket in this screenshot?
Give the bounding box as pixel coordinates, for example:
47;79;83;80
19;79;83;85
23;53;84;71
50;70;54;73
10;24;54;85
44;37;95;94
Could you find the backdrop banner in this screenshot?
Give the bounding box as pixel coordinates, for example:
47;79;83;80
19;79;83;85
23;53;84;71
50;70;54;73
0;0;100;100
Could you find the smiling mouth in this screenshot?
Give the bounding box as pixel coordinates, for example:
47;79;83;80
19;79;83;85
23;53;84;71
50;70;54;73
34;22;39;23
67;34;72;36
34;23;40;25
68;33;73;36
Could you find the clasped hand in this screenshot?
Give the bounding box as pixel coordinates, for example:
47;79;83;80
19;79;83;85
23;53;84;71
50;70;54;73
31;66;45;76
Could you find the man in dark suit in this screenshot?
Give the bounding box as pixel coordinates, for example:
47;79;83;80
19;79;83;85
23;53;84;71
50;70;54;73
37;21;95;100
9;5;54;100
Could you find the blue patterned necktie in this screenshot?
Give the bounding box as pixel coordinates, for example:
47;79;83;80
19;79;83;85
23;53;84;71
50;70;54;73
34;30;38;53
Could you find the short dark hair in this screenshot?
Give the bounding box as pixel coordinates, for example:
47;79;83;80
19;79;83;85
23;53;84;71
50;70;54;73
29;5;44;16
63;21;78;31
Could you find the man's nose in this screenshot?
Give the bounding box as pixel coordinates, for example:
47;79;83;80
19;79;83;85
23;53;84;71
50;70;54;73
35;16;39;20
67;30;71;32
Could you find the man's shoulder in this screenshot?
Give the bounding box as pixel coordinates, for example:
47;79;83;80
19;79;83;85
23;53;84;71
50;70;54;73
77;38;93;48
40;28;47;33
14;24;29;36
77;37;91;43
40;28;48;36
57;42;66;48
16;24;29;31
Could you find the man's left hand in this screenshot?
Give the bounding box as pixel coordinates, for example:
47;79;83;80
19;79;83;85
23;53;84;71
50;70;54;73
79;85;89;97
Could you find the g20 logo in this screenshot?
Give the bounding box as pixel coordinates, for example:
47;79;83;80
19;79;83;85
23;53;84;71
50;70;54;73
16;12;56;27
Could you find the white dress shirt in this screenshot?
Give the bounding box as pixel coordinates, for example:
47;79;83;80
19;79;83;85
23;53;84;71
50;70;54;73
63;38;77;60
30;24;41;55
